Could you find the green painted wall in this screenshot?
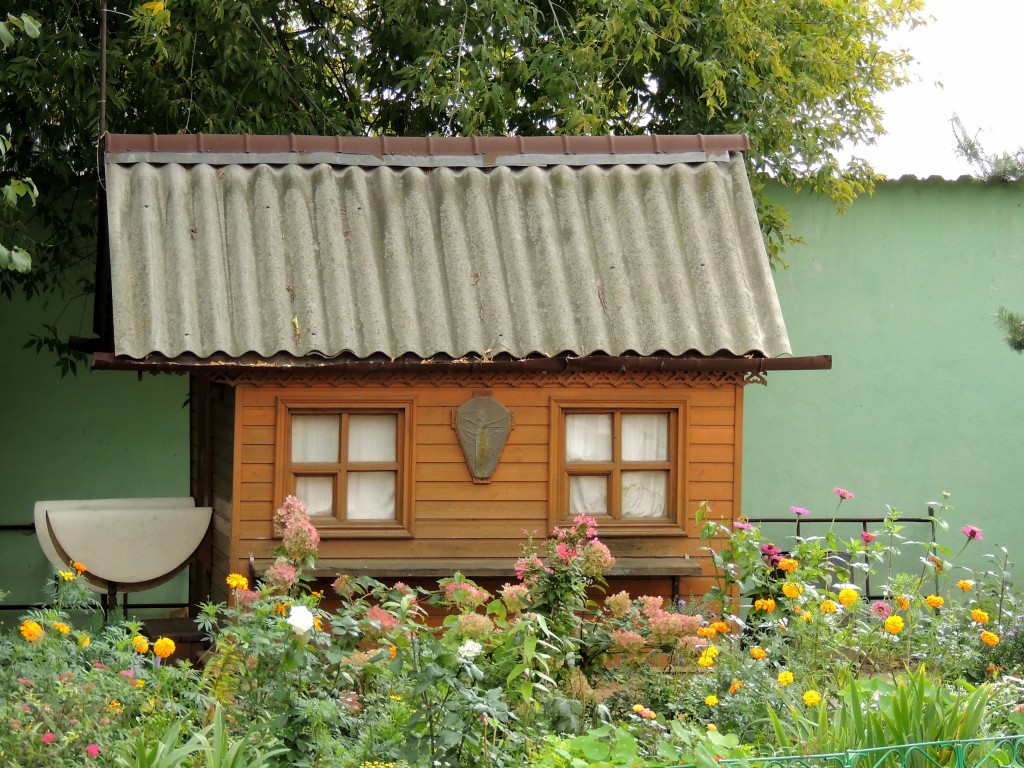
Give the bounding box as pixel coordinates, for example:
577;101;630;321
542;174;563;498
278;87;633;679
743;179;1024;573
0;293;189;613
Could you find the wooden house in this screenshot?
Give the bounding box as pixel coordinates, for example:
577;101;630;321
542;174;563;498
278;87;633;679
90;133;828;606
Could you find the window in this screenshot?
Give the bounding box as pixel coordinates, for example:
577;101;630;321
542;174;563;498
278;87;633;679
551;400;687;535
277;398;414;537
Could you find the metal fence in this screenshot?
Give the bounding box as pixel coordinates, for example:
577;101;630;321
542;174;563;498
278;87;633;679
688;737;1024;768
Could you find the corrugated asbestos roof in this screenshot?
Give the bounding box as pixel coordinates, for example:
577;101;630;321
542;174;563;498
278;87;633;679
103;134;792;362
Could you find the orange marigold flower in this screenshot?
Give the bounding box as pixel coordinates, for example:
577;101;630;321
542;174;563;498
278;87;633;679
697;626;717;638
711;620;730;634
981;631;1000;647
896;595;911;610
958;580;974;591
20;620;44;643
838;588;859;607
754;597;776;613
971;608;989;624
132;635;149;654
728;679;743;694
153;637;176;659
820;600;837;614
750;646;768;660
884;615;904;634
782;582;803;599
777;558;799;573
925;595;944;609
389;645;397;660
275;602;290;616
77;633;90;649
58;570;75;582
226;573;249;591
52;622;71;636
72;562;87;574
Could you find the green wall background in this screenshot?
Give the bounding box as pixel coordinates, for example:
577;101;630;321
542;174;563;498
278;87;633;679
744;179;1024;573
0;293;189;612
1;177;1021;607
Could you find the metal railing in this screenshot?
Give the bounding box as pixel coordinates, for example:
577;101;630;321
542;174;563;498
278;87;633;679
685;736;1024;768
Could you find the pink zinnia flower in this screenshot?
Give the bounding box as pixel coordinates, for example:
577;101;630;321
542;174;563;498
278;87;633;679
790;506;810;516
85;744;101;758
833;488;855;500
962;525;983;541
870;600;892;619
41;732;55;745
861;531;877;543
733;521;752;530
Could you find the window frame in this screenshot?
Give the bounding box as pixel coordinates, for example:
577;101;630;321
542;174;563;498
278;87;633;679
548;396;688;537
274;395;415;538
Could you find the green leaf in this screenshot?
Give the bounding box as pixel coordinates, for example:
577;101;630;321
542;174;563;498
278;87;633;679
0;22;13;48
11;246;31;272
20;14;40;38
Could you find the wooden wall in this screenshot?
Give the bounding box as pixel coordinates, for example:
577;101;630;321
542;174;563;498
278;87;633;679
224;369;745;598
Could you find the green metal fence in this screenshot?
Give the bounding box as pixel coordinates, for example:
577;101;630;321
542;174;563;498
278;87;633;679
688;736;1024;768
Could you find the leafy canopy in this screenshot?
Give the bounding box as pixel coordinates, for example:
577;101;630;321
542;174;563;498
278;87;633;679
1;0;925;361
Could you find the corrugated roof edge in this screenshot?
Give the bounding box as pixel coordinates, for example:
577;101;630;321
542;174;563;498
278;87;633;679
102;133;750;167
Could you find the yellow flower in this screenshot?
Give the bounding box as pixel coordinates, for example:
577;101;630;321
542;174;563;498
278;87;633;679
134;678;146;688
705;694;719;706
141;1;165;13
226;573;249;591
884;615;904;634
632;703;646;713
981;631;1000;647
803;690;822;706
72;561;87;574
750;646;768;660
697;626;717;638
777;670;794;687
389;645;397;660
729;679;743;694
801;612;813;623
77;633;91;649
820;599;837;614
838;588;859;607
153;637;176;659
58;570;76;581
958;580;974;591
925;595;944;609
20;620;44;643
313;615;323;632
52;622;71;636
782;582;803;599
895;595;910;610
711;620;730;634
754;597;776;613
971;608;989;623
778;558;799;572
132;635;150;654
697;647;719;667
706;723;718;731
109;700;123;713
275;602;290;616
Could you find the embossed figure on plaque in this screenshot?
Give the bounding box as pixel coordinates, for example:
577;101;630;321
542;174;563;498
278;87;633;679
453;396;513;483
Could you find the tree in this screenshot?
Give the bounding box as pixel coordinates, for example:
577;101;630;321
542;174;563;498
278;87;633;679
1;0;925;367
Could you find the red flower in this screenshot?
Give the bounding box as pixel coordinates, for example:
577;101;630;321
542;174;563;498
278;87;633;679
860;531;877;543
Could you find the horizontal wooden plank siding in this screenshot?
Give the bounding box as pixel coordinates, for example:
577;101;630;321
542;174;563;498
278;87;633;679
225;373;744;592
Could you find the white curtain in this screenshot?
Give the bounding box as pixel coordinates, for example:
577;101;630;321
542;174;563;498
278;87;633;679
622;413;668;461
296;476;334;517
348;472;396;520
622;471;668;518
291;414;340;463
349;414;397;462
565;414;612;461
569;475;608;515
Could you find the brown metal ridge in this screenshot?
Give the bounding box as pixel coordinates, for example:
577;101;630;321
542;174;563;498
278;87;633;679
103;133;750;158
91;352;831;374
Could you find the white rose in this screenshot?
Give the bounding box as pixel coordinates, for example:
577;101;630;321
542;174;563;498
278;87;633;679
287;605;315;635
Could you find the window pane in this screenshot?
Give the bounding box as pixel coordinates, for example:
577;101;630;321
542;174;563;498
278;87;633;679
621;471;668;518
569;475;608;515
349;414;398;462
347;472;396;520
295;476;334;517
565;414;612;462
292;415;340;463
622;413;668;461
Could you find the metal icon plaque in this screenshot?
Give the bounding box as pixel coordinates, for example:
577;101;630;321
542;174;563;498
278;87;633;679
453;396;513;483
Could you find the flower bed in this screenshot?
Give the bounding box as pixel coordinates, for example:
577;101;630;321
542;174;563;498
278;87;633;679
2;491;1024;767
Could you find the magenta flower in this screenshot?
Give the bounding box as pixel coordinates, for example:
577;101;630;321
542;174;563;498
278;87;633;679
41;733;55;745
833;488;855;500
85;744;101;758
860;531;877;543
870;601;892;619
733;521;752;530
790;506;810;516
961;525;983;541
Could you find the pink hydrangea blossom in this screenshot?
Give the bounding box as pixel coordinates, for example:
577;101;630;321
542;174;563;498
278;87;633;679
454;612;494;638
283;517;320;561
442;580;491;610
610;629;646;653
833;488;855;500
638;595;664;617
264;558;298;590
273;495;308;536
364;605;400;637
500;583;531;613
580;540;616;576
604;590;631;618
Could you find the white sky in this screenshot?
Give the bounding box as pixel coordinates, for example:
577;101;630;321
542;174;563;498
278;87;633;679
843;0;1024;180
